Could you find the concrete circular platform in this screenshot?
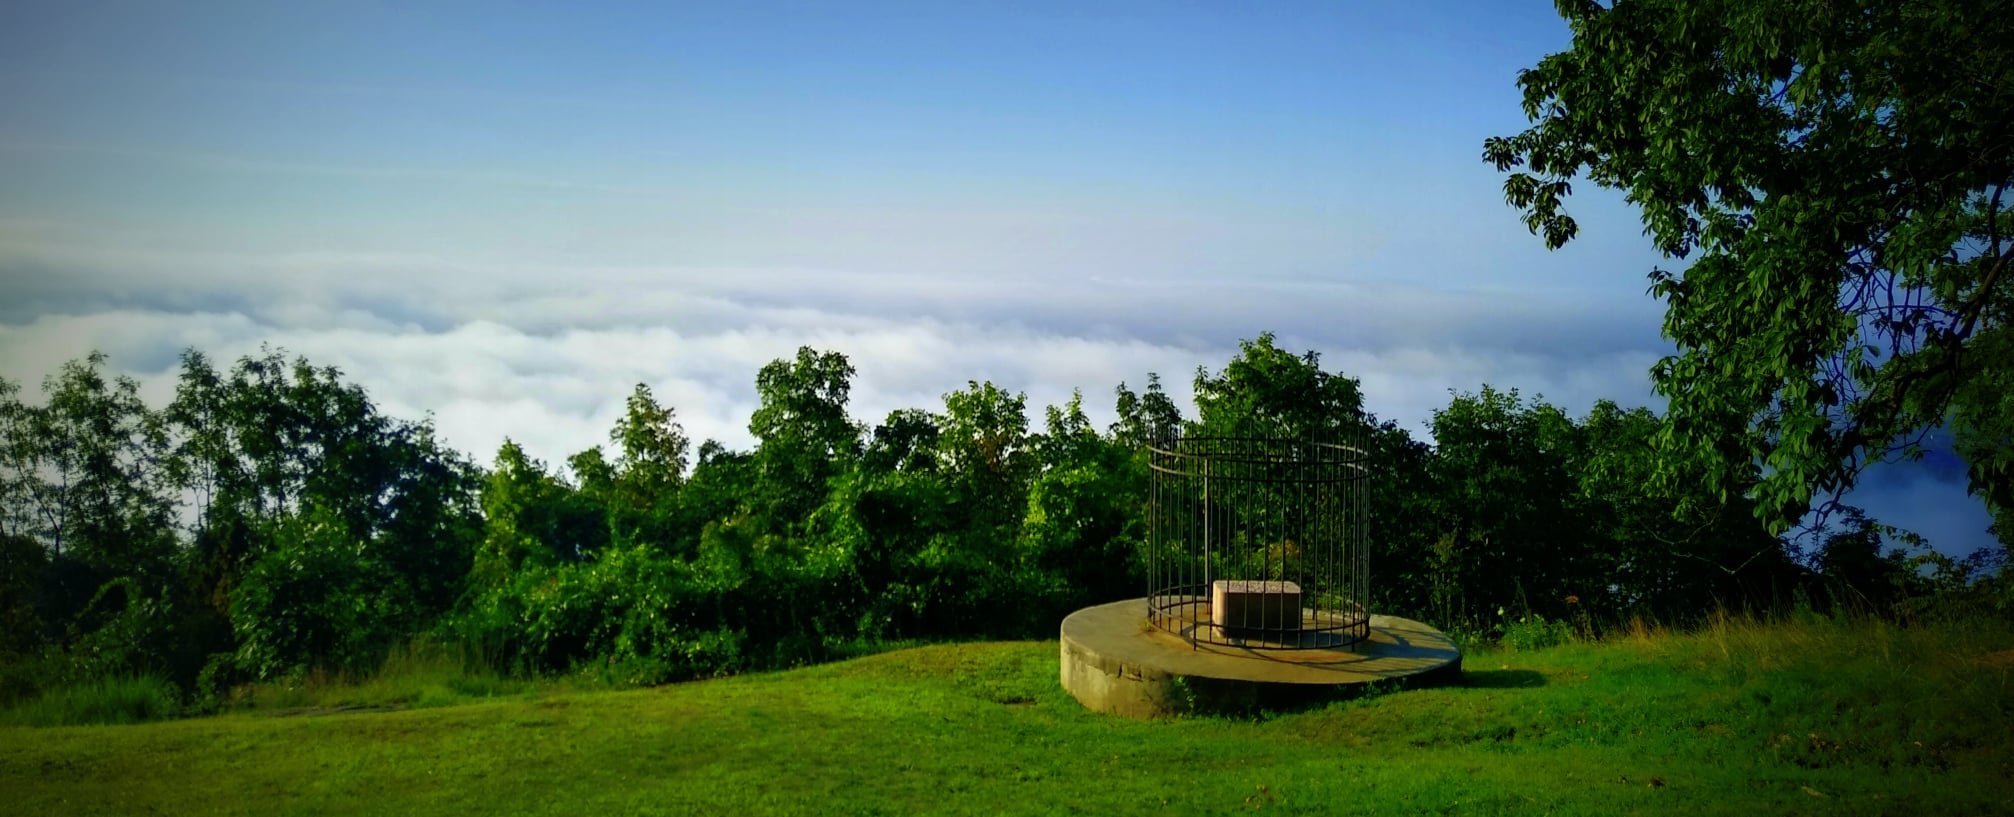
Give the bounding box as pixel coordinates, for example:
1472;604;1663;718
1060;598;1462;718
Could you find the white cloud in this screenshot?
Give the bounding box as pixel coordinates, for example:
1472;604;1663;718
0;254;1664;467
1;236;1996;557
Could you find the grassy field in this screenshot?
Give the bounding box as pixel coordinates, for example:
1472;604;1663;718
4;613;2011;816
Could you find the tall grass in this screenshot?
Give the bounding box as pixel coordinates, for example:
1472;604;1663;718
229;634;928;712
2;676;180;726
229;639;535;711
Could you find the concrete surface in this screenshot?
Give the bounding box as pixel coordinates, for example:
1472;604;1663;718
1060;598;1462;718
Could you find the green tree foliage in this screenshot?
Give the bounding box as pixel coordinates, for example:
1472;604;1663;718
668;441;754;554
1018;391;1145;624
1359;419;1439;617
0;378;34;544
1485;0;2014;535
1190;332;1364;441
817;460;948;638
613;385;687;497
1811;507;1922;612
0;530;43;659
1184;334;1431;613
229;503;413;679
748;348;861;533
1574;400;1792;617
874;380;1031;632
5;336;2002;702
863;408;941;474
165;350;480;624
1425;387;1591;626
456;542;744;683
1420;389;1797;629
154;349;482;680
475;440;606;584
1110;374;1182;447
600;383;690;548
1951;325;2014;541
938;380;1035;532
0;358;181;683
835;410;951;636
20;354;176;580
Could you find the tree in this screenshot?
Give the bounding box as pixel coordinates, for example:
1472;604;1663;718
750;348;861;466
937;380;1034;525
592;383;690;550
909;381;1035;629
1031;390;1100;470
158;348;482;673
749;348;861;531
1486;0;2014;535
1952;325;2014;541
19;353;176;577
164;350;233;543
0;378;40;546
1811;506;1936;614
863;409;941;475
1574;400;1790;618
1190;332;1365;442
610;383;689;511
1359;417;1438;618
1183;336;1395;616
668;440;755;555
1425;387;1590;626
0;378;48;652
0;352;182;677
229;502;412;679
371;417;483;617
1111;373;1183;447
0;528;43;657
1019;391;1144;619
475;440;606;583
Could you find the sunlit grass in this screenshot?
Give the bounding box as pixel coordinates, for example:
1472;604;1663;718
3;612;2010;815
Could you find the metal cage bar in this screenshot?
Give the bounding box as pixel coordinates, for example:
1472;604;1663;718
1144;435;1372;650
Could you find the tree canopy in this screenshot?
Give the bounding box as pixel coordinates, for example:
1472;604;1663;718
1;338;2003;704
1485;0;2014;539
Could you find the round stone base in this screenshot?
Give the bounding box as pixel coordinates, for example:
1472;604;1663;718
1060;598;1462;718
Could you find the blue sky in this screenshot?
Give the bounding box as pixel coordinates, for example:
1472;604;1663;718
0;1;1996;555
3;2;1653;277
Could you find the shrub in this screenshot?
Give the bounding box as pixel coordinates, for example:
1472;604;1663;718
1500;613;1573;651
229;508;416;680
63;577;182;684
3;675;180;726
455;544;749;682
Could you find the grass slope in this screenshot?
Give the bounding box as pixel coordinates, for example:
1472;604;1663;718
4;615;2011;816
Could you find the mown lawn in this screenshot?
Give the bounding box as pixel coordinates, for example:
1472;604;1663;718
4;615;2011;816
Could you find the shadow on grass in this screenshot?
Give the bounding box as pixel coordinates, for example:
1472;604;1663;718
1460;669;1546;689
1177;663;1477;720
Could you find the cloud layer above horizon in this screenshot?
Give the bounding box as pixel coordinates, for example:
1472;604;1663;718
1;221;1994;557
1;220;1671;466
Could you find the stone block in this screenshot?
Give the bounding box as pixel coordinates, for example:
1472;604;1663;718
1211;579;1302;632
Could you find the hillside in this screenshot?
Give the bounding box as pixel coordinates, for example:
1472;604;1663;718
5;615;2011;816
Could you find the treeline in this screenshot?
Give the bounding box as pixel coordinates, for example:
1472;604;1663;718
2;335;2008;703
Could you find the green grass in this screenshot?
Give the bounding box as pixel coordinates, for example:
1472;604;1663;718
4;613;2011;816
222;641;546;714
0;675;181;727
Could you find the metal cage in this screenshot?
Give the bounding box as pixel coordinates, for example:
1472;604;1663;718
1146;435;1371;649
